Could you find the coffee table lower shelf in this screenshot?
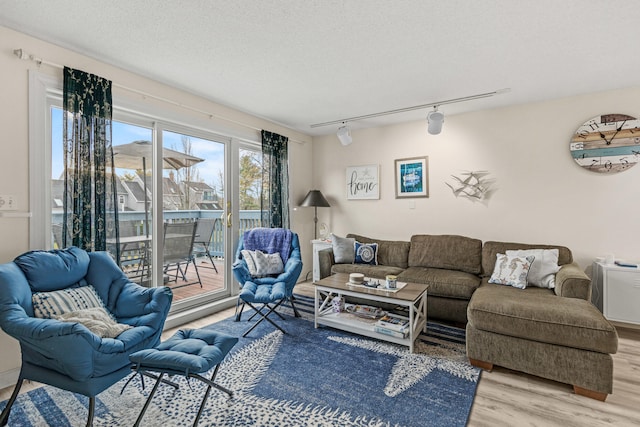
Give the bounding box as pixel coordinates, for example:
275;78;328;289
313;281;427;353
316;312;415;347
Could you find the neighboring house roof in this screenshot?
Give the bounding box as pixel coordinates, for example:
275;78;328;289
52;177;128;208
184;181;214;191
123;180;147;202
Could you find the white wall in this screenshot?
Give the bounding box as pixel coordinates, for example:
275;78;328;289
311;88;640;270
0;26;314;387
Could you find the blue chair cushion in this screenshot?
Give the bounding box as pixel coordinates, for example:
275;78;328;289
129;329;238;375
239;281;286;304
14;247;90;292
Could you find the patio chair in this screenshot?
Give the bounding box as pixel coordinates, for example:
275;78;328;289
163;221;202;288
232;228;303;336
191;217;219;273
0;246;173;427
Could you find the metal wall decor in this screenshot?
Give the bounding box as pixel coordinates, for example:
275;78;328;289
446;171;496;203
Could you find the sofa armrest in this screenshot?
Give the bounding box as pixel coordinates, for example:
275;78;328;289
318;247;334;280
554;262;591;300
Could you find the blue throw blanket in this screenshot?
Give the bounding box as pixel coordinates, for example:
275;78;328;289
243;228;293;264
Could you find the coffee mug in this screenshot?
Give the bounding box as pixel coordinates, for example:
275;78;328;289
386;275;397;289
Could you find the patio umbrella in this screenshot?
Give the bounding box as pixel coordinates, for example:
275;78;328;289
112;140;205;236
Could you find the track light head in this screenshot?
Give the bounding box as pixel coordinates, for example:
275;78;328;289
337;124;352;145
427;107;444;135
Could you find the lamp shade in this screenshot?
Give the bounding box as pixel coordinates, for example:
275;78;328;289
300;190;330;207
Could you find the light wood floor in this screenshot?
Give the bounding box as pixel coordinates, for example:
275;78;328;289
3;282;639;426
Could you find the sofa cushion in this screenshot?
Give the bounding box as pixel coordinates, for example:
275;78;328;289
331;263;404;279
467;282;618;354
505;248;560;288
347;234;410;269
354;241;378;265
398;266;481;300
408;235;482;275
487;253;535;289
482;241;572;277
331;234;355;264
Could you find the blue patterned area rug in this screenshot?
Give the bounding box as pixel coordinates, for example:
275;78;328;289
1;294;480;426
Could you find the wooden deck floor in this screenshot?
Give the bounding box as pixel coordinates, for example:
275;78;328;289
124;257;227;303
165;257;226;302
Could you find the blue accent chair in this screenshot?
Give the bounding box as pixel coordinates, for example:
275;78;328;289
0;247;173;427
232;230;303;336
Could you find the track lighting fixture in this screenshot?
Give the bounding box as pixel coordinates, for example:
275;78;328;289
337;123;352;146
310;88;510;130
427;106;445;135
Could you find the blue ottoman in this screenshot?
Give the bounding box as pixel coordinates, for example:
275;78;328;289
127;329;238;427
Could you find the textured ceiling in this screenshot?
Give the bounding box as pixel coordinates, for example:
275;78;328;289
2;0;640;136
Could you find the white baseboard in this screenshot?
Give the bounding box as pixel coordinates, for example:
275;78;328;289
0;367;20;390
164;296;237;330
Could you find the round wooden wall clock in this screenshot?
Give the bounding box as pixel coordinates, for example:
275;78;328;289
569;113;640;173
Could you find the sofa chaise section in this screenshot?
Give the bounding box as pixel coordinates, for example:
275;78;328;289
466;241;618;400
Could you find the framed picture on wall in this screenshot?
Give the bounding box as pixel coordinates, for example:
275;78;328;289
395;156;428;198
346;164;380;200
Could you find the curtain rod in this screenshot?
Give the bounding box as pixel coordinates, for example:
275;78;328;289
310;88;511;128
13;48;306;144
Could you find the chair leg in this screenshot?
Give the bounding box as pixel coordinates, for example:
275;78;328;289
133;372;165;427
0;373;24;426
190;258;203;288
235;299;245;321
242;300;286;337
205;252;219;273
191;365;232;427
86;397;95;427
289;297;301;318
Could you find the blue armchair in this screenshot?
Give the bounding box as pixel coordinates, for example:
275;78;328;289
232;229;303;336
0;247;173;427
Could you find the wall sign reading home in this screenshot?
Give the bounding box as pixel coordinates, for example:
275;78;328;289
346;165;379;200
395;156;428;198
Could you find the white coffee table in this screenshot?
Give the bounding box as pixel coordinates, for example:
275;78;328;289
313;273;428;353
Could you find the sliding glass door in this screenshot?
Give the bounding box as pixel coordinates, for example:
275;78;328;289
158;127;230;310
49;103;262;312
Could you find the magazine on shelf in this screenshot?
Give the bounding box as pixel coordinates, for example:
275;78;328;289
376;313;410;332
374;325;409;339
344;303;386;319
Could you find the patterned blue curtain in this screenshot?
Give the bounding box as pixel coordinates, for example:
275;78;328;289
62;67;119;257
260;130;290;229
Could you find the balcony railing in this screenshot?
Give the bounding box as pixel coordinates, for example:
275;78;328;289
52;210;263;257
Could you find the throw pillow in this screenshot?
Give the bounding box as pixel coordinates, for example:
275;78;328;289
505;249;560;288
331;234;355;264
32;285;113;320
488;253;535;289
241;249;284;277
55;307;132;339
354;241;378;265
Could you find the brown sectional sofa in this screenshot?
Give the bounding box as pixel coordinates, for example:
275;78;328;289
318;233;619;400
320;233;482;324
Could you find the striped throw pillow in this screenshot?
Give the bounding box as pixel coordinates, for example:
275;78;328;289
32;285;113;320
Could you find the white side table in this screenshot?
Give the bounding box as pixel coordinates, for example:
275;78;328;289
311;239;332;282
593;261;640;325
